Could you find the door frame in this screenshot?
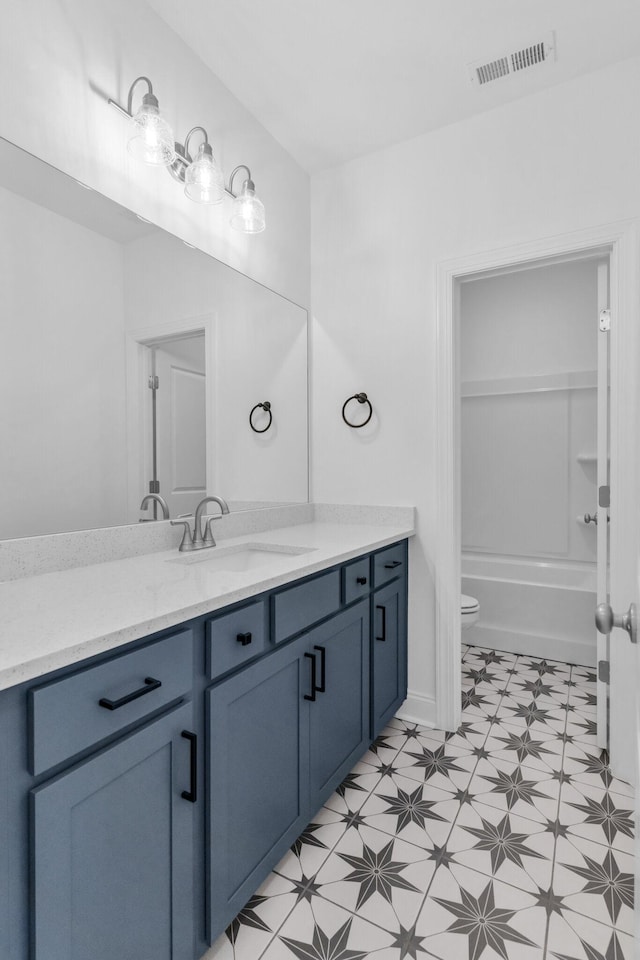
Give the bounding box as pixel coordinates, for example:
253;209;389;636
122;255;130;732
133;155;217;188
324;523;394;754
434;220;640;757
125;313;216;522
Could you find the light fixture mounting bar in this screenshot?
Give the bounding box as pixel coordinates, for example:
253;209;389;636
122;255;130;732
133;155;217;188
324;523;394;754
107;98;133;120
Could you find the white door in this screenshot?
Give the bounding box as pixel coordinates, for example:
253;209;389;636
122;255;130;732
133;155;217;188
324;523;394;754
603;255;639;788
152;337;206;519
595;262;610;749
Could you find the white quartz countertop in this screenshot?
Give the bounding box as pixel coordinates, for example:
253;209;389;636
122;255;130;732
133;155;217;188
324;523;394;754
0;517;414;690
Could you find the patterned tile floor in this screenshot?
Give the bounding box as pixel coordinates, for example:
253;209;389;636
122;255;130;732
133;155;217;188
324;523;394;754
206;645;636;960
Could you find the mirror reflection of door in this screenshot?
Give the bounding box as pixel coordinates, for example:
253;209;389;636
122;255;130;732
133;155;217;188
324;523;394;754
146;334;206;519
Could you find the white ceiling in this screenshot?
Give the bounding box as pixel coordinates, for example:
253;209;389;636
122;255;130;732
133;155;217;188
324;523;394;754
148;0;640;172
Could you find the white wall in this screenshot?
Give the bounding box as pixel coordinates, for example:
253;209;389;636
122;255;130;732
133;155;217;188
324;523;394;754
310;57;640;723
0;0;310;308
0;185;127;538
460;259;598;563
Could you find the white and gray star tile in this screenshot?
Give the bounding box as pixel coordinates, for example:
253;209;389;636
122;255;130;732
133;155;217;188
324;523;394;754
260;896;403;960
482;721;568;775
551;834;635;929
467;755;561;823
312;824;436;932
416;863;547;960
392;741;478;793
556;783;635;854
356;772;460;849
446;802;555;893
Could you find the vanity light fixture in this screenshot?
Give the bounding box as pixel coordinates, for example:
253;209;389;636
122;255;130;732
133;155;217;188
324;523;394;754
108;76;266;232
180;127;225;205
229;165;266;234
110;77;176;166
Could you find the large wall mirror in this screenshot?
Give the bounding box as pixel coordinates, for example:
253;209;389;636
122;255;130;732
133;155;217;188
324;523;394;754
0;138;308;540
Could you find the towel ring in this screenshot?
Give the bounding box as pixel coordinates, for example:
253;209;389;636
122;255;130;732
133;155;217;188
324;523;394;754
249;401;272;433
342;392;372;428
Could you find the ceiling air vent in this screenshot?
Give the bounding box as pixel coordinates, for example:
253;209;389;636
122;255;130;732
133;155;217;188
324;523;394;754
468;32;556;87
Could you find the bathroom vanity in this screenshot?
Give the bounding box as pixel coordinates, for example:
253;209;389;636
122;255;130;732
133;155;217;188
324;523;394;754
0;517;411;960
0;127;412;959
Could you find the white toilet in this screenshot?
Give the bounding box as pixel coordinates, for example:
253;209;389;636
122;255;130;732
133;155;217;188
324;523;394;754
461;593;480;629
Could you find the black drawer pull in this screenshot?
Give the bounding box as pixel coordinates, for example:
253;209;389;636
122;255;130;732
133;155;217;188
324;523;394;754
236;632;252;646
181;730;197;803
384;560;402;570
356;576;368;585
376;605;387;642
314;645;326;693
98;676;162;711
304;652;317;701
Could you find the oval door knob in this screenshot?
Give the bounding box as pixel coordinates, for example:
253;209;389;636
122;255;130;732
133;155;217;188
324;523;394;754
595;602;638;644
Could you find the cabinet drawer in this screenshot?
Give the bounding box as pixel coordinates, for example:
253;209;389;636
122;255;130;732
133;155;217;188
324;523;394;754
29;629;193;775
272;570;341;643
342;557;371;605
373;543;406;588
206;601;266;680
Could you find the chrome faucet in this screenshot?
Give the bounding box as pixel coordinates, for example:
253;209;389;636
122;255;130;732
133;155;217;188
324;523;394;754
139;494;170;520
193;496;230;548
170;496;230;552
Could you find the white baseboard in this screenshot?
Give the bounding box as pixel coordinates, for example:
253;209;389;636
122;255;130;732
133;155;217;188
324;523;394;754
396;690;437;729
466;623;596;667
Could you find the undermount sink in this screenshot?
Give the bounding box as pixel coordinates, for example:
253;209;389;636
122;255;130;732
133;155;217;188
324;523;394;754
166;542;315;573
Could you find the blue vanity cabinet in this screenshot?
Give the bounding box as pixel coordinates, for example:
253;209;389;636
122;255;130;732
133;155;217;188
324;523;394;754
370;556;408;739
31;699;196;960
206;598;371;944
206;636;309;938
306;600;370;811
0;537;408;960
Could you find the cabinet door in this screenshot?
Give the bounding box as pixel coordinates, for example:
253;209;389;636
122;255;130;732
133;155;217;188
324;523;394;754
307;601;370;811
207;639;308;942
371;579;408;739
31;702;195;960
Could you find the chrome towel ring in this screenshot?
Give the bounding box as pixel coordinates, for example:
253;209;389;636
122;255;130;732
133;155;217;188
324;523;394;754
249;401;272;433
342;392;372;428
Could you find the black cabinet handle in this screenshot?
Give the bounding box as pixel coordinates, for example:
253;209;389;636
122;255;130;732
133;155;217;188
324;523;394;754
384;560;402;570
314;645;326;693
376;605;387;642
181;731;197;803
236;632;252;646
98;676;162;711
356;576;368;585
304;652;317;701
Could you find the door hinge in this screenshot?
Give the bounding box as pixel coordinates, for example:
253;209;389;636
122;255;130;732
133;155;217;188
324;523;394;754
148;375;159;390
598;659;610;684
598;485;610;508
599;308;611;332
149;480;160;494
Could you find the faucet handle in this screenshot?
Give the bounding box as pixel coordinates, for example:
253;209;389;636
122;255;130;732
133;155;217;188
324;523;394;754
203;516;221;546
170;518;194;552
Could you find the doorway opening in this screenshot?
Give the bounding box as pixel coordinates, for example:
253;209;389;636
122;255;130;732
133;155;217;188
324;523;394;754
142;331;207;520
458;253;610;747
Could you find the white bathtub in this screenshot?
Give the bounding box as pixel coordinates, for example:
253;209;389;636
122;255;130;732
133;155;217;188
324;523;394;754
461;554;597;666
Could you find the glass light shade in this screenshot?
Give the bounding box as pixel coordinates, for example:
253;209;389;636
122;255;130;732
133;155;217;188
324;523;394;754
128;97;175;166
184;144;225;204
230;181;266;234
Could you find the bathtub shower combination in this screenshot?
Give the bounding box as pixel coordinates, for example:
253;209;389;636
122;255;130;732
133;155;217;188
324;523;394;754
459;257;603;670
462;554;596;667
